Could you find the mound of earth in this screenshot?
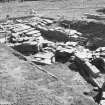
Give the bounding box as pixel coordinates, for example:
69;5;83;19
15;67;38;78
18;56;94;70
0;43;98;105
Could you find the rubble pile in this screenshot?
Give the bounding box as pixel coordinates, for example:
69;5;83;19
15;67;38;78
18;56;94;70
7;24;41;45
0;16;84;64
1;15;105;104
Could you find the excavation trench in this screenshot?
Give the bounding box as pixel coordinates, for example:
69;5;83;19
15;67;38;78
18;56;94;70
12;44;38;56
6;19;105;104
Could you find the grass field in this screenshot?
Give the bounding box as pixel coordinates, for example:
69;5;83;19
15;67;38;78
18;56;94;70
0;0;105;20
